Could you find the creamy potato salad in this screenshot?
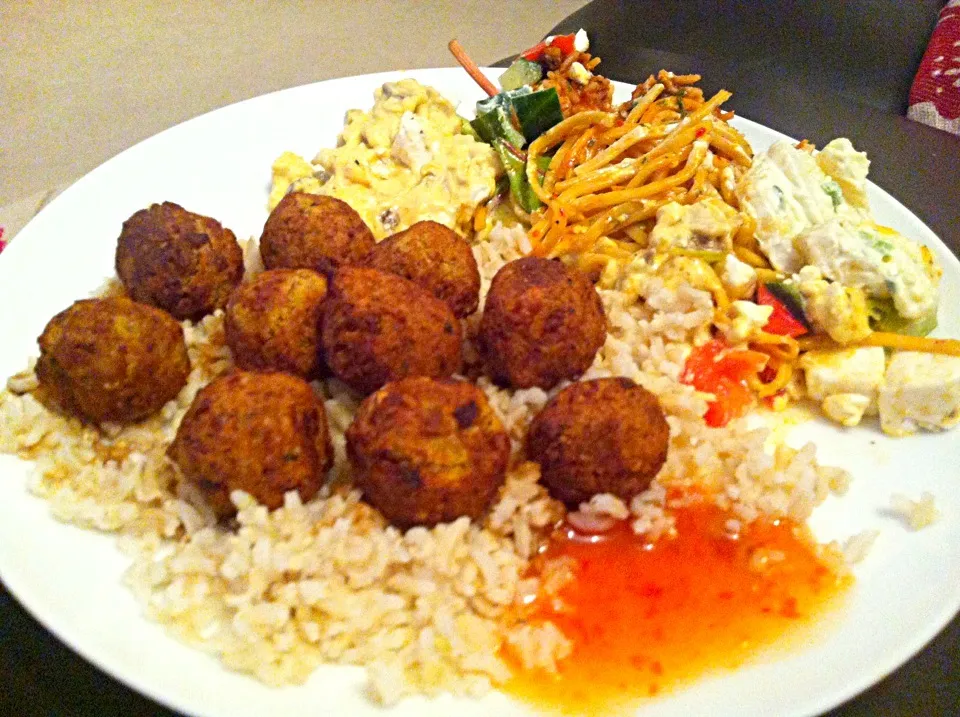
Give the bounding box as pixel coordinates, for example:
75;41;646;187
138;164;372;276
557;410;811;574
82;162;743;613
270;79;501;239
731;139;956;434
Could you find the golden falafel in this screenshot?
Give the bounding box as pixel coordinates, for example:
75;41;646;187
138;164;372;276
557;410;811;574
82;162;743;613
115;202;244;320
225;269;328;378
526;377;669;505
321;267;463;395
36;296;190;423
168;371;332;518
478;257;606;390
346;377;510;527
260;192;375;278
370;220;481;318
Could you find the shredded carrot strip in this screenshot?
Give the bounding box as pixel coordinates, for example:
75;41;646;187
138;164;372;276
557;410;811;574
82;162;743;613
858;332;960;357
734;245;770;268
448;40;498;96
798;333;960;358
473;204;488;233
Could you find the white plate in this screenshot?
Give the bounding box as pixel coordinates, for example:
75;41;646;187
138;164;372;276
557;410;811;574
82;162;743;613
0;68;958;717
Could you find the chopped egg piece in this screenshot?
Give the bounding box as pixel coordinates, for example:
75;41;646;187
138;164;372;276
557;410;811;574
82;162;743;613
391;111;431;171
656;256;725;302
721;301;773;344
797;276;872;344
821;393;871;427
879;352;960;436
268;151;322;209
649;197;740;256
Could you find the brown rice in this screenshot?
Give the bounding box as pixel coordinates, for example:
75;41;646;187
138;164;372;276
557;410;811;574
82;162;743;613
0;221;855;704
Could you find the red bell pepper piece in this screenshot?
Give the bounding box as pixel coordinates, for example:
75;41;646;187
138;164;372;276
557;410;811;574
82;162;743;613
519;40;548;61
755;284;807;337
548;34;576;55
519;34;577;61
681;339;769;427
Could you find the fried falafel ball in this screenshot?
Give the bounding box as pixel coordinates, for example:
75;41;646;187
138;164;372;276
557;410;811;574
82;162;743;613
370;220;481;318
346;377;510;527
224;269;328;378
478;257;606;390
115;201;244;320
526;377;669;505
259;192;375;278
36;296;190;423
168;371;332;518
321;267;463;395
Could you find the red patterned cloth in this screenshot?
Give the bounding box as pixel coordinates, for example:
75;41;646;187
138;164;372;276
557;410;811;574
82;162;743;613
0;226;6;255
908;0;960;134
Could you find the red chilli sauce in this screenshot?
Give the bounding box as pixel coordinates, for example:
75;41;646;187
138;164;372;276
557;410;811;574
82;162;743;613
505;501;850;715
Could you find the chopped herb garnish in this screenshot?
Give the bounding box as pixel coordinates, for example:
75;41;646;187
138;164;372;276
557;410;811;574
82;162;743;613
821;179;843;209
773;185;786;210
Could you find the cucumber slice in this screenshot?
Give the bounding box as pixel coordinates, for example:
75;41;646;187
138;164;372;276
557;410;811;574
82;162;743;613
475;87;531;117
498;58;544;91
470;106;526;148
868;297;938;337
512;88;564;143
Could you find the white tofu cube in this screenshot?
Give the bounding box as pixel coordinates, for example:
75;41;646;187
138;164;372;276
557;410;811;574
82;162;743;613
879;352;960;436
800;347;886;412
720;253;757;300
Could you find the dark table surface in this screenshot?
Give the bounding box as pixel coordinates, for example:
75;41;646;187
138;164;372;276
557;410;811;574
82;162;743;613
3;2;960;716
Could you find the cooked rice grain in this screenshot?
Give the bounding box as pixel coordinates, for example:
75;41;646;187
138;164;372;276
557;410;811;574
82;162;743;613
890;492;940;531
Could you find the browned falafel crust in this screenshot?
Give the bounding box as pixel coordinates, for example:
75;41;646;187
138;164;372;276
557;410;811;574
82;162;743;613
370;220;481;318
115;201;244;320
478;257;606;390
259;192;375;278
225;268;328;378
526;377;669;505
168;371;333;518
346;377;510;527
321;267;463;395
35;296;191;424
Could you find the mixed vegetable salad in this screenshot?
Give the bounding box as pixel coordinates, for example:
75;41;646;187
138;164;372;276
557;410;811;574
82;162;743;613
456;32;595;212
453;31;960;435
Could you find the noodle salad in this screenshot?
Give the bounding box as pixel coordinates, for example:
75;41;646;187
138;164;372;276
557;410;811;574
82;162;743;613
452;31;960;434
